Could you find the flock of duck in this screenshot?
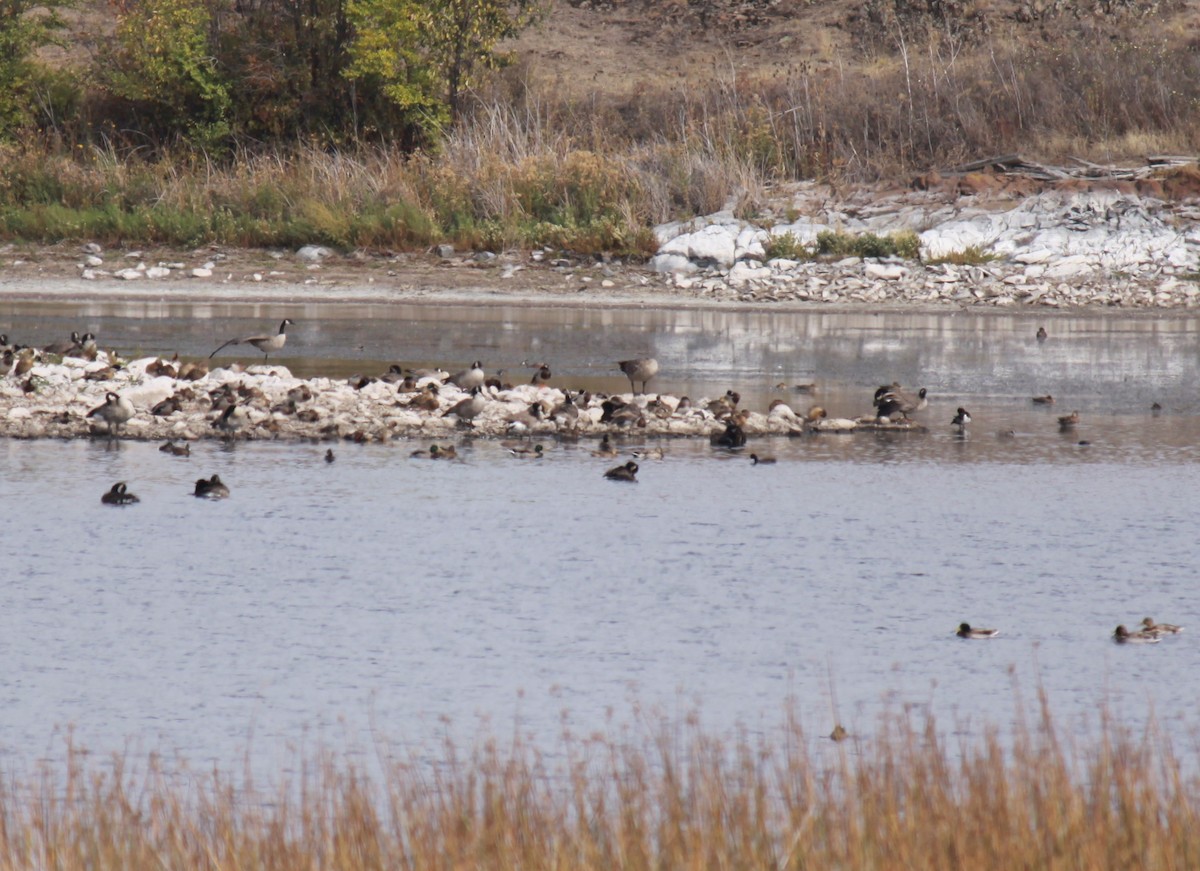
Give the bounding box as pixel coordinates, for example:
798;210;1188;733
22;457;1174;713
954;619;1182;644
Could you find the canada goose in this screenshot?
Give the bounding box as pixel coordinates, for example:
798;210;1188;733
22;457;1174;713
604;460;639;481
618;358;659;394
1057;410;1080;429
551;391;580;427
101;482;139;505
1141;617;1183;636
69;332;98;359
875;385;928;418
711;419;747;448
1031;395;1054;405
956;623;998;639
951;407;971;428
159;440;191;456
0;349;13;377
87;391;135;435
1113;624;1159;644
43;331;82;356
1036;326;1048;341
750;453;776;465
441;386;487;424
325;448;336;463
209;319;294;360
213;403;250;434
194;474;230;498
450;361;486;390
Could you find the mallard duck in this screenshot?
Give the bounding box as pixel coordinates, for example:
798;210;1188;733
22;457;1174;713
87;391;135;436
1031;395;1054;405
1113;624;1159;644
956;623;998;639
194;474;230;499
1058;411;1080;429
604;460;638;481
750;453;776;465
209;319;293;360
617;358;658;394
410;444;440;458
1141;617;1183;636
101;482;139;505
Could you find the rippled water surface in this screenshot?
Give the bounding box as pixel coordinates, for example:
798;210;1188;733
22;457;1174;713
2;300;1199;773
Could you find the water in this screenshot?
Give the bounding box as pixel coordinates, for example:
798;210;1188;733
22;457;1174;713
2;301;1199;775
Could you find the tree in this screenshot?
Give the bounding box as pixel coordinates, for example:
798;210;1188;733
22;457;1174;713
0;0;69;137
346;0;543;140
101;0;231;146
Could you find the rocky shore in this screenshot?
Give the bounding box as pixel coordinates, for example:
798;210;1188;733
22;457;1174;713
3;171;1199;312
1;351;889;442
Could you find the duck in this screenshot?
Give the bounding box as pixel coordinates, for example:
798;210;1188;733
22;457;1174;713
1057;410;1080;430
956;623;998;639
433;444;458;460
151;395;182;417
1141;617;1183;636
509;444;545;458
750;453;776;465
530;362;553;386
449;360;486;391
591;434;619;457
1031;395;1054;405
632;446;665;460
86;391;136;436
209;318;294;361
951;407;972;427
325;448;336;463
604;460;639;482
441;386;488;425
617;358;659;394
1036;326;1048;341
408;382;442;412
711;419;747;449
410;444;441;458
706;390;741;420
1113;624;1159;644
194;474;230;498
159;440;191;456
101;482;140;505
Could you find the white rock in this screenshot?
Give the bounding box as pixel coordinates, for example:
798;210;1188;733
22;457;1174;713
145;266;171;279
114;268;142;280
864;263;907;280
191;267;213;278
297;245;333;261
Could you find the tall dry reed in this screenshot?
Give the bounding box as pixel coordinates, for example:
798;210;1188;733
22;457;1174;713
0;700;1197;870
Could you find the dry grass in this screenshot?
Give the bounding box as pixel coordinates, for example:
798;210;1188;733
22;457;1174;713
1;700;1197;870
3;23;1200;255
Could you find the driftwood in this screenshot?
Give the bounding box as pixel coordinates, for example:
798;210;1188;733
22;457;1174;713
950;153;1195;181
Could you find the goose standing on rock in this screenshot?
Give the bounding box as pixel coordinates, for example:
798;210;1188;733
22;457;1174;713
209;319;294;361
442;386;487;425
618;358;658;394
87;391;135;436
44;331;82;356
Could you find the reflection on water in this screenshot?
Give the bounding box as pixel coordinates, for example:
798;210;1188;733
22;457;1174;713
3;301;1199;415
2;300;1199;773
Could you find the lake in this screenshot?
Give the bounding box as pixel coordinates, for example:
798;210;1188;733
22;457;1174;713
1;299;1197;777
